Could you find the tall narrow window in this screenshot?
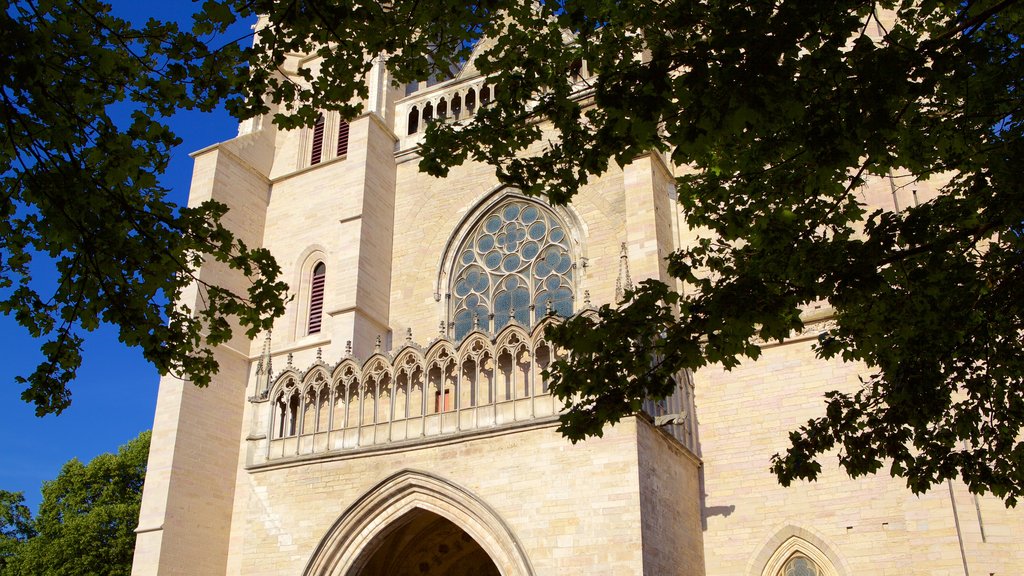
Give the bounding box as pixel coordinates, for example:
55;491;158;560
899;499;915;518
408;106;420;135
450;199;574;341
337;119;350;156
310;114;325;165
308;262;326;334
451;94;462;119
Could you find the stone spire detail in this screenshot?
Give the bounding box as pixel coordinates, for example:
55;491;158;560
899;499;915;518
615;242;633;301
255;331;273;398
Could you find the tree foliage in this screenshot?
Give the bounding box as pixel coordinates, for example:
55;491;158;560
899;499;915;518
0;0;287;416
199;0;1023;504
0;430;149;575
0;491;35;572
4;0;1021;504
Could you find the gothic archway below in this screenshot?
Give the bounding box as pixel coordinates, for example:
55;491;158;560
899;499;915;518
357;509;500;576
303;469;534;576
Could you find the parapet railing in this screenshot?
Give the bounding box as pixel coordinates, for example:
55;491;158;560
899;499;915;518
248;321;696;464
395;76;493;151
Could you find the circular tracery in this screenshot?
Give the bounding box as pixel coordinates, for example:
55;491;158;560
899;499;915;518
451;200;574;341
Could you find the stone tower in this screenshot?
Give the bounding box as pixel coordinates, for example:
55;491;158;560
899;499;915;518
131;42;1024;576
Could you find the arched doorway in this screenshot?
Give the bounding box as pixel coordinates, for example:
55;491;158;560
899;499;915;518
303;470;534;576
357;509;500;576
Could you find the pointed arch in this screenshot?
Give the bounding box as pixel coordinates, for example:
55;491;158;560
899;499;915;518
436;187;586;305
303;469;535;576
441;190;584;341
753;528;847;576
270;375;301;439
302;366;330;391
406;105;419;135
458;333;494;364
424;339;457;371
269;370;302;402
294;246;329;340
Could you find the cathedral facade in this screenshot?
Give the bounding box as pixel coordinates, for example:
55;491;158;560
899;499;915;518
130;44;1024;576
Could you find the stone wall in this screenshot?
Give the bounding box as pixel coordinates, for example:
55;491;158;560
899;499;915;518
696;330;1024;576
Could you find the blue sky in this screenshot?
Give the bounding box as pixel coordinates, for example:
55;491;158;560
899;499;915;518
0;2;256;512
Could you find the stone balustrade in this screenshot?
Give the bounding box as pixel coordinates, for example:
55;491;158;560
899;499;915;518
396;77;494;150
247;321;697;466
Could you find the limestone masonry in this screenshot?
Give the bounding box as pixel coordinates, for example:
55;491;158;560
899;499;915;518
131;36;1024;576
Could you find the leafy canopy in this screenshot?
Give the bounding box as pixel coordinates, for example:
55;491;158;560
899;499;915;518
0;430;149;575
0;0;287;416
0;491;35;572
199;0;1023;504
3;0;1021;506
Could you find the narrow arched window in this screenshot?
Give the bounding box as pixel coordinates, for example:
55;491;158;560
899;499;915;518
451;94;462;119
569;58;583;81
288;394;299;435
337;119;350;157
310;114;325;165
423;102;434;123
408;106;420;135
465;89;476;113
450;199;574;341
308;262;326;334
480;86;491;105
437;98;448;119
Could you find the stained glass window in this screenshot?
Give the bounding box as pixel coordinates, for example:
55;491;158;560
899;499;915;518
451;200;574;341
783;556;821;576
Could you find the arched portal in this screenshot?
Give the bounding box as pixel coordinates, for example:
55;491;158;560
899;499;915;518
357;509;500;576
303;469;534;576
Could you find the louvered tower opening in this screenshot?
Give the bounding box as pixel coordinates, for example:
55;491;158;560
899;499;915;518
308;262;326;334
337;119;349;156
310;114;325;165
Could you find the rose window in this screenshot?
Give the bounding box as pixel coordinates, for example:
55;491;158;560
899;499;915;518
451;200;574;341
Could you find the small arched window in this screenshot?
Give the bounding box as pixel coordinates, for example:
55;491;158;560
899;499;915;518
451;94;462;119
450;199;574;341
337;119;350;157
465;89;476;113
408;106;420;135
310;114;325;165
437;98;448;119
569;58;583;81
308;262;326;334
782;556;822;576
